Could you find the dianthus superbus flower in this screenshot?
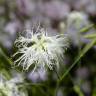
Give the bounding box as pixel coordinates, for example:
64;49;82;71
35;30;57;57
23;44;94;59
13;27;69;72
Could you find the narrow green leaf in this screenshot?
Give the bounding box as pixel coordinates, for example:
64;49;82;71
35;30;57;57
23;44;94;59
59;38;96;83
84;33;96;39
80;24;94;33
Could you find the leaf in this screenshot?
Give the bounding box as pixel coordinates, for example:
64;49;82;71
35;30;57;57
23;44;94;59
84;33;96;39
58;38;96;83
79;24;94;33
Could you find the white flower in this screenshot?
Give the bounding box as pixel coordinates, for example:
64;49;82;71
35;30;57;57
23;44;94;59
0;74;27;96
67;11;90;45
13;27;69;72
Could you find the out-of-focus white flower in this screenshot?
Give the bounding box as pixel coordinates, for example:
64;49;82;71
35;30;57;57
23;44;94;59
0;74;27;96
13;26;69;72
67;11;91;45
67;11;88;27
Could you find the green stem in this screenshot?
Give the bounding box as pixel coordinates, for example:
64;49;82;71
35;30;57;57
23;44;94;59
58;38;96;83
